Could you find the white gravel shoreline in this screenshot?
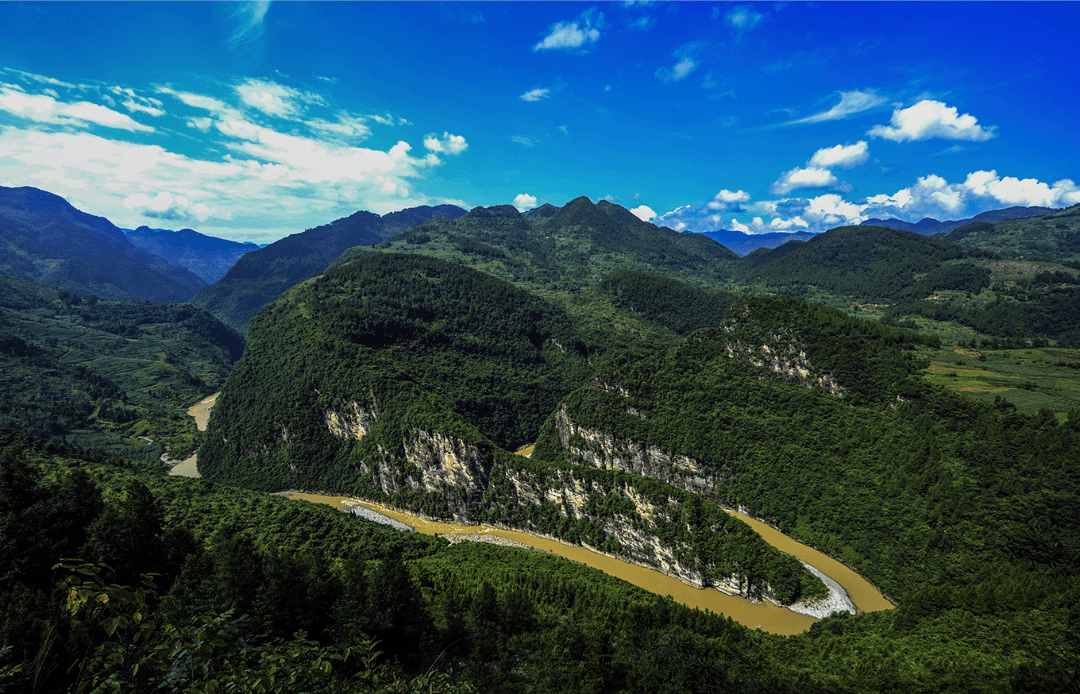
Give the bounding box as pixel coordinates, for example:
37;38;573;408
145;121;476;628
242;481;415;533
787;561;857;618
344;503;415;532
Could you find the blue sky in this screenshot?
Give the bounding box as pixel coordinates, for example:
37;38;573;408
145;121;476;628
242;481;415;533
1;2;1077;244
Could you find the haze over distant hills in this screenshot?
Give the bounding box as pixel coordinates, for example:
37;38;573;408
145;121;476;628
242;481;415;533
860;205;1059;236
699;229;817;256
123;226;260;284
0;186;208;302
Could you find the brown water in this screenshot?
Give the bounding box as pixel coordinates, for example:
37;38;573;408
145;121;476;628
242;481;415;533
168;392;219;478
279;491;891;635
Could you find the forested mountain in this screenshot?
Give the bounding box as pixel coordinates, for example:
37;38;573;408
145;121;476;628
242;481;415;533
192;204;466;334
0;275;242;460
124;225;260;284
199;254;824;607
700;228;817;256
742;224;968;300
2;189;1079;692
942;203;1080;262
862;205;1060;236
332;196;740;293
0;186;207;302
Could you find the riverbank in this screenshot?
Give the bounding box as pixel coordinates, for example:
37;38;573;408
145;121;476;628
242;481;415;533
277;490;889;635
167;392;219;478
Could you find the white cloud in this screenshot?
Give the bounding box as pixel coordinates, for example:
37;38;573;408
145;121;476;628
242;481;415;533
629;15;656;31
656;41;707;83
808;141;869;169
235;78;318;119
534;9;603;52
307;113;371;141
423;132;468;155
511;135;535;147
521;88;551;102
706;189;750;210
771;166;839;195
788;90;887;125
121;100;165;117
725;6;764;32
630;205;657;222
0;84;154;132
868;100;995;142
123;191;212;222
229;0;271;54
513;193;538;212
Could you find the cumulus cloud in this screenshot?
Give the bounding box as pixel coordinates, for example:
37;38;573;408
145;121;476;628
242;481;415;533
788;90;887;125
123;191;212;222
521;88;551;102
868;100;995;142
423;132;468;155
630;205;657;222
513;193;538;212
534;8;603;52
0;84;154;132
0;74;473;243
771;167;839;195
706;189;750;210
808;141;869;169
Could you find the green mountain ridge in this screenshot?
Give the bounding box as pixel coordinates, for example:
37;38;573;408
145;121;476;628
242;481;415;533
192;204;467;335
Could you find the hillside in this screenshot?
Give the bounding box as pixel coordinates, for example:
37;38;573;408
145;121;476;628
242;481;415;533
0;276;242;460
941;204;1080;263
192;204;466;334
0;186;207;302
198;253;824;606
742;224;967;301
124;226;260;284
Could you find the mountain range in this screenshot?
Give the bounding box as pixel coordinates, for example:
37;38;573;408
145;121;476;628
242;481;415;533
1;184;1079;692
0;186;207;302
861;205;1059;236
123;226;260;284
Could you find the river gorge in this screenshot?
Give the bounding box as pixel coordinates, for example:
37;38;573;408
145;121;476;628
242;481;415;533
175;392;892;636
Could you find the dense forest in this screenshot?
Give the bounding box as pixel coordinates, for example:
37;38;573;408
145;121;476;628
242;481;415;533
2;194;1079;692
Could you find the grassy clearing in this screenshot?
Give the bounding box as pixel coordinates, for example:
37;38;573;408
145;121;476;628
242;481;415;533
923;345;1080;417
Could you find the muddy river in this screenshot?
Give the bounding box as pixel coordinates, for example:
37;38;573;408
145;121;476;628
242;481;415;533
280;491;892;635
167;392;218;478
174;393;891;634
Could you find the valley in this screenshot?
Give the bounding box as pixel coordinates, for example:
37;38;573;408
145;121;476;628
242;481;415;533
1;189;1078;693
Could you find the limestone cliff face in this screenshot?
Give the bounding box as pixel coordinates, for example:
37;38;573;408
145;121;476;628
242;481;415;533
325;394;380;440
723;338;844;397
351;429;489;522
499;468;766;600
720;307;845;398
553;403;718;493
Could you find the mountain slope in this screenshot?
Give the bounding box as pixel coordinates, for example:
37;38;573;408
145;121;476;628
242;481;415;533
198;253;823;605
536;294;1077;602
941;203;1080;262
192;204;466;334
0;186;207;302
743;224;966;301
124;226;259;284
0;275;242;459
